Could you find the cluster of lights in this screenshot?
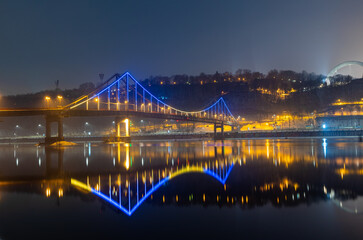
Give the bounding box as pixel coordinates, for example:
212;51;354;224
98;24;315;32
44;95;63;108
45;187;64;198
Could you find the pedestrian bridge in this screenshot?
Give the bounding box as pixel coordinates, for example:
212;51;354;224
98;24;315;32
0;72;239;143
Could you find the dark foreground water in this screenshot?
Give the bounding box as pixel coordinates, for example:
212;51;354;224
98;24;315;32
0;138;362;239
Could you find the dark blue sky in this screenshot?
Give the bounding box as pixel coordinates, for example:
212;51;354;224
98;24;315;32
1;0;363;95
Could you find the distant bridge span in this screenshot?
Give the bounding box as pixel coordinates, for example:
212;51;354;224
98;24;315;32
0;72;239;143
325;60;363;85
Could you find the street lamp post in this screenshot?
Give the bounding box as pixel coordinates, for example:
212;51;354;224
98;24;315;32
94;97;99;110
45;96;51;108
57;95;63;107
84;122;89;136
14;125;20;137
141;103;145;112
37;124;43;136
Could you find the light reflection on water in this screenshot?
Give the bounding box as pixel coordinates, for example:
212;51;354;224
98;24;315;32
0;138;363;238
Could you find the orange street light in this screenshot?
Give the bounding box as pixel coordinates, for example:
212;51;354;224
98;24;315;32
44;96;51;108
57;95;63;106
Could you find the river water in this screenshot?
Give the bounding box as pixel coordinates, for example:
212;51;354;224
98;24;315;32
0;138;362;239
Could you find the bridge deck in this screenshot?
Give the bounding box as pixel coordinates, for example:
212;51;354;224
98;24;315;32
0;108;233;125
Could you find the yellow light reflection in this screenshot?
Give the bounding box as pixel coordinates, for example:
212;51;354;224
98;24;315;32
71;178;92;192
58;188;63;197
45;187;51;197
125;143;130;170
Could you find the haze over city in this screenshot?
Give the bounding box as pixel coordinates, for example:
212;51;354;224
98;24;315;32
1;0;363;94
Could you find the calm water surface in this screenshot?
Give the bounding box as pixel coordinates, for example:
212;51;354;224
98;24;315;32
0;138;362;239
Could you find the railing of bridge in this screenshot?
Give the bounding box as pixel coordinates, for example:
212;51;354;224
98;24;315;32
65;72;237;124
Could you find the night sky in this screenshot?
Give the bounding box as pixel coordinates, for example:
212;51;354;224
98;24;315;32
1;0;363;95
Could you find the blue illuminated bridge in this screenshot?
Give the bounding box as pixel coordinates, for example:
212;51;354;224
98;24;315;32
0;72;239;143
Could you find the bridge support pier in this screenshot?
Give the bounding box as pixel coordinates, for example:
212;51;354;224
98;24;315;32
114;117;131;142
45;115;64;144
214;122;224;140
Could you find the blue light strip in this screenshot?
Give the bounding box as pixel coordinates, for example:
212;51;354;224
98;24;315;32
91;189;131;215
94;72;128;98
129;177;169;215
135;83;137;110
71;72;128;108
89;177;170;216
203;163;234;185
117;81;120;107
203;170;224;184
222;163;234;184
220;98;236;120
126;74;129;102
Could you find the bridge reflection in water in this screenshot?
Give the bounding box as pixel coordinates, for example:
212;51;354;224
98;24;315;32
2;139;363;216
71;161;234;216
70;141;235;216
